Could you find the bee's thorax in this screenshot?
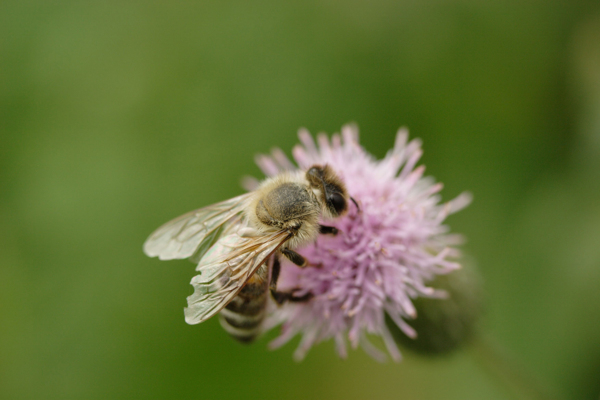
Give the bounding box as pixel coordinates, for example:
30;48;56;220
246;172;321;250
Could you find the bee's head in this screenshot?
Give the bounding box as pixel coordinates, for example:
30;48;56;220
306;165;348;218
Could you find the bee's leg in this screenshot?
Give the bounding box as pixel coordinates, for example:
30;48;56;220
319;224;338;235
281;248;308;267
270;255;313;305
277;291;314;304
269;256;287;305
282;248;324;269
271;290;312;305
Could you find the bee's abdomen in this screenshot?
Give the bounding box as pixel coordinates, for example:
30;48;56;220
219;266;269;344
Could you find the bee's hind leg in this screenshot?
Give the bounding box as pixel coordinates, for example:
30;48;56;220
270;256;313;305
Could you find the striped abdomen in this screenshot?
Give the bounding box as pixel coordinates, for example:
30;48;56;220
218;262;269;343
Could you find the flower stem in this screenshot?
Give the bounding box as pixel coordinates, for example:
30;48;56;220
470;335;561;400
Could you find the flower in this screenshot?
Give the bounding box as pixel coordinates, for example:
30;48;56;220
247;125;471;362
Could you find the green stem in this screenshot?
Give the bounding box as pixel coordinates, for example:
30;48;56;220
470;335;561;400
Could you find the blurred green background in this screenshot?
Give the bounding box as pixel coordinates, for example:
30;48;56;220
2;1;600;399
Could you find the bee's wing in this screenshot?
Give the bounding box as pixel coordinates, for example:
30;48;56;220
184;230;291;324
143;193;252;261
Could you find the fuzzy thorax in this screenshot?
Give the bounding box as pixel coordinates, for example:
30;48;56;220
244;171;322;250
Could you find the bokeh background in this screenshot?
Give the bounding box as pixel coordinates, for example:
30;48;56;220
2;1;600;399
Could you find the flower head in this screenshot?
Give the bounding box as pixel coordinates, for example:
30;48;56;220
247;125;471;361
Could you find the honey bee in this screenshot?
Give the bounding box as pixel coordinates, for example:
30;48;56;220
143;165;353;343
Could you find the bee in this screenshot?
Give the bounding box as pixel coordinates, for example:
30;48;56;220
143;165;352;343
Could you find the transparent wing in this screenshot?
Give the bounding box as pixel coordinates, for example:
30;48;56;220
184;230;291;324
143;193;252;261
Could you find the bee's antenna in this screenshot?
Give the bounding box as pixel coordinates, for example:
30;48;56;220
350;196;360;212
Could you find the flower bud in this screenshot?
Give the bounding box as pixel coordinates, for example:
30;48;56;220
386;260;482;355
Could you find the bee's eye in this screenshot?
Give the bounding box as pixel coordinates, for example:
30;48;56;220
328;192;347;215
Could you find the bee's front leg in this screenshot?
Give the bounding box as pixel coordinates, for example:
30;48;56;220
319;224;338;235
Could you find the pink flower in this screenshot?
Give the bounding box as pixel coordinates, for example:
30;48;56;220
247;125;471;361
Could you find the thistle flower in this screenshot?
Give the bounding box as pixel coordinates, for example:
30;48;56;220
247;125;471;362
